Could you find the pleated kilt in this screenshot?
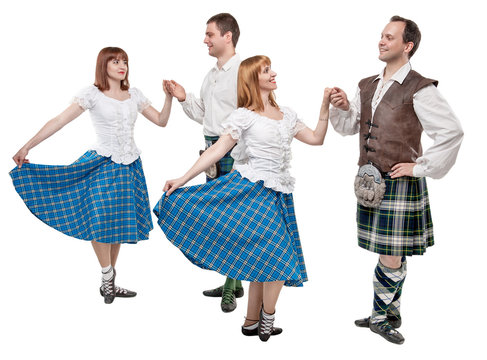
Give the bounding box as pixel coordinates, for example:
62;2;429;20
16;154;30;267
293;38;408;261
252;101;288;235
153;171;308;287
9;150;153;244
204;135;234;182
357;175;434;256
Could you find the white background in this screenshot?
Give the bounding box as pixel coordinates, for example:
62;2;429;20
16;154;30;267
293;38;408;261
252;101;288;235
1;0;485;359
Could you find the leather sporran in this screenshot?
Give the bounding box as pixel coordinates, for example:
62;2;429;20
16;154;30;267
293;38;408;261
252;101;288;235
354;164;386;208
199;149;221;179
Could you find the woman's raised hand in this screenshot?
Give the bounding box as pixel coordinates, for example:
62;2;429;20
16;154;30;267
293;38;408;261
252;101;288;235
322;87;332;108
163;80;173;97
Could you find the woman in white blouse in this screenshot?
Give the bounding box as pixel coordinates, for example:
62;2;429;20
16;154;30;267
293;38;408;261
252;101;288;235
153;55;331;341
11;47;172;304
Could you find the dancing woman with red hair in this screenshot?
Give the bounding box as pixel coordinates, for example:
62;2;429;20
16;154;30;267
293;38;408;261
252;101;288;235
11;47;173;304
154;55;331;341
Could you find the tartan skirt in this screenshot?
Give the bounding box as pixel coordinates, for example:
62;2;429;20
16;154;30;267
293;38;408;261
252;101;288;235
357;175;434;256
204;135;234;182
9;150;153;244
153;171;308;287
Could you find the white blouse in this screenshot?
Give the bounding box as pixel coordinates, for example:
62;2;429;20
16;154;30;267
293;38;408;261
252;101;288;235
221;107;307;193
72;85;151;165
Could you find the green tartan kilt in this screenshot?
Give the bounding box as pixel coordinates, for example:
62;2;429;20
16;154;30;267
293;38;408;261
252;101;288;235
204;135;234;182
356;175;434;256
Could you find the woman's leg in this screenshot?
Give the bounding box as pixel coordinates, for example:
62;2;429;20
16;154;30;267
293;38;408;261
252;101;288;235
244;282;263;326
242;281;284;339
92;241;116;303
263;281;284;314
259;281;285;341
92;241;112;267
244;280;285;325
110;244;121;267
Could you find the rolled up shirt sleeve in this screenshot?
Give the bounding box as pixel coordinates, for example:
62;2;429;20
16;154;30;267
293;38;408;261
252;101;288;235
180;92;205;125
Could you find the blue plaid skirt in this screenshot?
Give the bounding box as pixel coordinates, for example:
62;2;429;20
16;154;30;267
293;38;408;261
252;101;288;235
153;171;307;287
10;151;153;244
357;176;434;256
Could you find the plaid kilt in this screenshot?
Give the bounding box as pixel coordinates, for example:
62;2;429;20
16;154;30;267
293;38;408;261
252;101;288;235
357;175;434;256
9;150;153;244
204;135;234;182
153;171;308;287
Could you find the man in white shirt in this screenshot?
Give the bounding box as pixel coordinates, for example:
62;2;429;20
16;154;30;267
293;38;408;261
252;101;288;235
167;13;243;313
329;16;463;344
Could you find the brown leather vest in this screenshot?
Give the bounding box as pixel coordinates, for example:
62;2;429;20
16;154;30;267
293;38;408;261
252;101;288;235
358;70;438;173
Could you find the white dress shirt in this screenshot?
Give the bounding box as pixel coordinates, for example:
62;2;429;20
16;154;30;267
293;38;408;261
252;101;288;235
330;62;464;179
180;54;241;137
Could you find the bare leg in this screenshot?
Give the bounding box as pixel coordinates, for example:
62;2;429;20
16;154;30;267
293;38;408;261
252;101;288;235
92;241;117;303
244;282;263;326
379;255;402;269
243;280;284;327
110;244;121;268
91;241;112;267
263;281;285;314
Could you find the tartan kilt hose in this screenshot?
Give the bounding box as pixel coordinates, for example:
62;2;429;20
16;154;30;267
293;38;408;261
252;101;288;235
10;151;153;244
357;175;434;256
153;171;308;287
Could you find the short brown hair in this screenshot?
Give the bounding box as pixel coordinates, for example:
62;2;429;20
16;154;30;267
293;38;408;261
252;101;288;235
207;13;240;48
390;15;421;58
94;47;130;91
238;55;279;112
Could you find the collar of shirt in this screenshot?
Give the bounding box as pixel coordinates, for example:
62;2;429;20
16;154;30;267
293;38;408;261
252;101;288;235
374;62;412;84
212;53;240;72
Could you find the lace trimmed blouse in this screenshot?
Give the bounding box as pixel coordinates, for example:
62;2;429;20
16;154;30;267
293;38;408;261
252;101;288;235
221;107;307;193
72;85;151;165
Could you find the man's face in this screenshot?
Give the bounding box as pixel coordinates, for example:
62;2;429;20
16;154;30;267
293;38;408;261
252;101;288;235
204;22;228;58
378;21;409;63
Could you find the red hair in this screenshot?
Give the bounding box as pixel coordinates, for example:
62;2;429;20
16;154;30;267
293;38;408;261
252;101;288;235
238;55;278;112
94;47;130;91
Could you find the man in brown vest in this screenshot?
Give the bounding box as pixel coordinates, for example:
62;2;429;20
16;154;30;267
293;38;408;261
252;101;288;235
329;16;463;344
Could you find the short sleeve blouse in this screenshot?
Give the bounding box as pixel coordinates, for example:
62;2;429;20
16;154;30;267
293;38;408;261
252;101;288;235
72;85;151;165
221;106;307;193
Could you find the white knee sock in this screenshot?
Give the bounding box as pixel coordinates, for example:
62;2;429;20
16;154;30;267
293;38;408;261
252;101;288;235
101;265;114;281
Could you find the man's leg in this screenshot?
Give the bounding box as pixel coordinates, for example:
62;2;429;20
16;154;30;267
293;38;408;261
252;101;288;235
202;279;244;297
355;255;406;329
220;277;236;312
368;255;406;344
387;257;407;325
200;141;243;311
